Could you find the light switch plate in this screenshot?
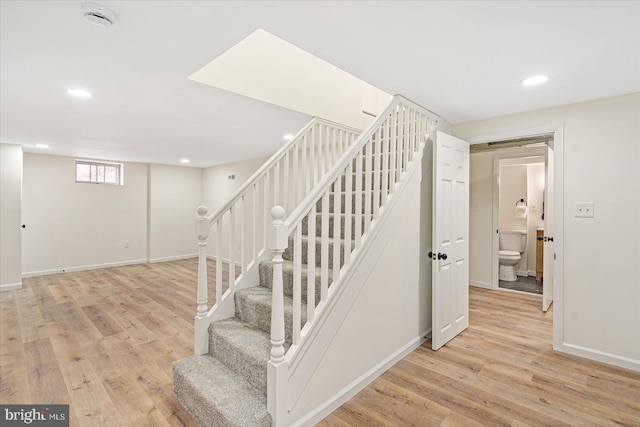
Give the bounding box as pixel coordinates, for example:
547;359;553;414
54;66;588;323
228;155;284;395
575;202;594;218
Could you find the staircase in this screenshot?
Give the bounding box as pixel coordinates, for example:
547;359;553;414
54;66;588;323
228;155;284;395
174;97;437;426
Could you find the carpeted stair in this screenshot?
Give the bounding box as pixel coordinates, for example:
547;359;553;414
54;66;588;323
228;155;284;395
173;178;369;426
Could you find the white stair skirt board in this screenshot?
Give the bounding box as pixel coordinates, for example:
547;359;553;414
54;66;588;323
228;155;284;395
292;329;431;427
560;343;640;373
21;258;148;278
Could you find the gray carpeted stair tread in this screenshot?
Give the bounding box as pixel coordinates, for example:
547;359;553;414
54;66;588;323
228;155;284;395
259;259;331;304
301;212;368;239
173;355;271;427
283;234;353;268
235;286;307;345
209;318;271;396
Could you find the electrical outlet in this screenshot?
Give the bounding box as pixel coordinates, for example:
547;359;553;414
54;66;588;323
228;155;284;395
575;202;594;218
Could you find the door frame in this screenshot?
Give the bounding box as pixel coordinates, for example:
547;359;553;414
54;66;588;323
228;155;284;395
468;124;564;352
492;146;547;292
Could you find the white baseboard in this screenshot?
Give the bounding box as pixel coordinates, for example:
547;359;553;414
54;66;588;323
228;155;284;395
22;259;148;278
206;254;243;267
149;254;197;263
470;280;492;289
561;342;640;372
516;270;528;277
0;282;23;292
292;329;430;427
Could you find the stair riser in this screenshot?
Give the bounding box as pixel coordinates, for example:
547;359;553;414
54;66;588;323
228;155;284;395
283;236;350;268
301;213;368;240
316;192;379;214
259;261;327;306
209;325;268;396
234;288;307;347
340;172;386;191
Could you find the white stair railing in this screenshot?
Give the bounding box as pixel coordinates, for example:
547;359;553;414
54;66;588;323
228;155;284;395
194;118;361;354
267;96;438;424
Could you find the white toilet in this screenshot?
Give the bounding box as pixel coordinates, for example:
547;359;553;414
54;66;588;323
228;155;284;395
499;230;527;281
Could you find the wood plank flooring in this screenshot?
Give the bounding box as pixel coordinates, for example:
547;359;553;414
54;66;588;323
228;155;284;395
318;288;640;427
2;262;639;426
0;259;215;427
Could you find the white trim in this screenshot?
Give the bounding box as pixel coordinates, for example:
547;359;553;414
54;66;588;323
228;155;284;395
291;330;430;427
470;280;492;289
561;343;640;372
551;125;564;352
149;254;197;263
22;259;148;278
0;282;23;291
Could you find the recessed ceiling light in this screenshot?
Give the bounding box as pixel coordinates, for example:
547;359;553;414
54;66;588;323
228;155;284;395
283;134;294;141
180;159;190;164
67;88;93;99
522;75;549;86
36;143;49;149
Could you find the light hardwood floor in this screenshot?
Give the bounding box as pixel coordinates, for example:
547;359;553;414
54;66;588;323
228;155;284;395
2;260;639;426
318;289;640;427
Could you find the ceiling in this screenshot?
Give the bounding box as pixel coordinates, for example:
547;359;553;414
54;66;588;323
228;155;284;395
1;1;638;168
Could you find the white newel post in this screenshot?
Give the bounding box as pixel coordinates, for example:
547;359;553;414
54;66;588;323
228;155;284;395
267;206;288;426
194;205;210;355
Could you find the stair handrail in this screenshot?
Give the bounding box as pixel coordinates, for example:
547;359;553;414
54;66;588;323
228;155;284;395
194;117;361;355
205;118;361;225
267;95;439;424
283;97;431;232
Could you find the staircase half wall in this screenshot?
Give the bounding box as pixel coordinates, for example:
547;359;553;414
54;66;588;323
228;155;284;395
287;152;432;425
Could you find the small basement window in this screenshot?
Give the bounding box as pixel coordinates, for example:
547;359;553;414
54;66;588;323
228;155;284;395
75;160;123;185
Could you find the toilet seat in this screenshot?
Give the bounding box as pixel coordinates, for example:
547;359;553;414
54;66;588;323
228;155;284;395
499;250;520;258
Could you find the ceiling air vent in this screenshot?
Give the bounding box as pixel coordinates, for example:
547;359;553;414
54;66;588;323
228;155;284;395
81;3;116;27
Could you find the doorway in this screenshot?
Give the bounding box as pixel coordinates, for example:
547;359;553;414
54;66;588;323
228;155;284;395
469;125;564;349
495;152;546;295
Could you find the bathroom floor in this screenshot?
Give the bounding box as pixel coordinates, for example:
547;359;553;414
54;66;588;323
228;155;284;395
499;275;543;294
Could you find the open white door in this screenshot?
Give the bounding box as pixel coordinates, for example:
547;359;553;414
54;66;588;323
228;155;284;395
432;131;470;350
542;146;554;311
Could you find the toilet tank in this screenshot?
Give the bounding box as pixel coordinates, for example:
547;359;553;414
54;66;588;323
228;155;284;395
499;230;527;253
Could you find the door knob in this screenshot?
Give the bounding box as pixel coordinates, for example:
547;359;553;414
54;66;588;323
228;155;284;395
437;252;448;260
537;236;543;241
548;237;554;242
428;251;435;259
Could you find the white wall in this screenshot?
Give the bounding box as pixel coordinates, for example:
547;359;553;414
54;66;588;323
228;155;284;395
189;29;391;130
0;143;23;289
202;155;269;213
148;164;203;262
21;154;208;275
454;93;640;369
22;153;148;275
469;151;493;287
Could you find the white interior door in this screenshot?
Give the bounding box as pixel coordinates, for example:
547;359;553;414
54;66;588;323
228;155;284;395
543;146;554;311
432;131;470;350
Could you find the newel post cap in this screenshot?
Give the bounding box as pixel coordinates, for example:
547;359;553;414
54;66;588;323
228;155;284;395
268;206;287;250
